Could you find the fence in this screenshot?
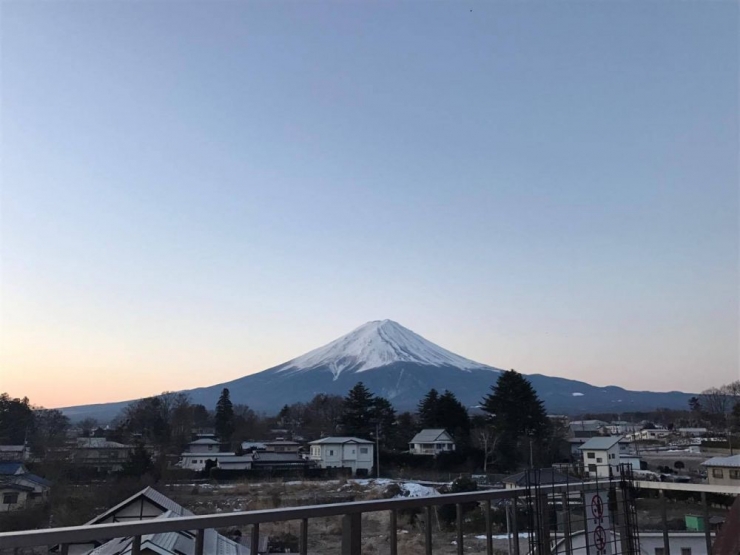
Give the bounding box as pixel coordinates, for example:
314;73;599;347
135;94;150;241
0;477;737;555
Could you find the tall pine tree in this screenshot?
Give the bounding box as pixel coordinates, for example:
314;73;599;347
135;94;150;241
215;388;235;443
480;370;549;469
340;382;376;439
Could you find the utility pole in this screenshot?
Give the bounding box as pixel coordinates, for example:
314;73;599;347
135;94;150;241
375;421;380;478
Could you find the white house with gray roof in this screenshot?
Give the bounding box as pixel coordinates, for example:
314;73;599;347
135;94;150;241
308;437;374;475
409;429;456;456
701;454;740;486
579;436;622;478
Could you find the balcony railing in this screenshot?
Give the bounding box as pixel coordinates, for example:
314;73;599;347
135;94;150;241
0;479;737;555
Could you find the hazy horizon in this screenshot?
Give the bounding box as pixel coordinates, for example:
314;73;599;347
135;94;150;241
2;1;738;408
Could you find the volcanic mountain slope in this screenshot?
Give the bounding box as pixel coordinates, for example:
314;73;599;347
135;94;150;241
61;320;694;422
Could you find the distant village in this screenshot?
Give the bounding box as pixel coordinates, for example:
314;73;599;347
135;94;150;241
1;374;738;554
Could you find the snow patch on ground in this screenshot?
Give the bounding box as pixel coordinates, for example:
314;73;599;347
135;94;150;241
572;392;585;397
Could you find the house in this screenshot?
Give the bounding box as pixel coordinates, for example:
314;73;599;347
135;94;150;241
308;437;374;476
0;462;51;511
635;428;671;441
54;486;249;555
184;437;222;454
607;422;642;435
0;444;30;462
249;452;313;471
554;530;715;555
72;438;132;472
501;468;573;489
701;454;740;486
409;429;456;456
265;440;301;453
580;436;622;478
178;452;236;471
568;420;608;438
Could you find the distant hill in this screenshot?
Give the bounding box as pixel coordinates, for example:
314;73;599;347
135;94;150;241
60;320;694;422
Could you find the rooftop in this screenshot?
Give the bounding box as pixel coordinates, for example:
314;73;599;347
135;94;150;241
309;437;374;445
410;429;453;443
579;436;622;450
701;454;740;468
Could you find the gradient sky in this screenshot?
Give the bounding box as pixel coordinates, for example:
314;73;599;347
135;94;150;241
1;1;738;409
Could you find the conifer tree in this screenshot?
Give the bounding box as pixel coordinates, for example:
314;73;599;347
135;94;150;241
215;388;235;443
340;382;376;438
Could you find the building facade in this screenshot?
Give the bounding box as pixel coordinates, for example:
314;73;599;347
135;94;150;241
308;437;374;475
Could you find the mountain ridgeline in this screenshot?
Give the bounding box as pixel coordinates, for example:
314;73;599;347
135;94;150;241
61;320;694;422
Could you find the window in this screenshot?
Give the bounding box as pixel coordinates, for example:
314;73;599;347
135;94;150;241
360;447;368;454
655;548;665;555
597;458;603;463
587;452;595;459
729;469;740;480
712;468;724;479
681;548;691;555
329;450;334;456
588;464;597;472
3;493;19;505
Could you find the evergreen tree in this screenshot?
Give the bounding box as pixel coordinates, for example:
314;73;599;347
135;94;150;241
372;397;397;448
340;382;376;439
480;370;549;469
215;388;235;443
417;389;440;428
437;390;471;444
120;441;154;477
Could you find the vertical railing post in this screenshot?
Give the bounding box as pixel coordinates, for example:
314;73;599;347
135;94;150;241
702;492;712;555
456;503;464;555
300;518;308;555
425;505;433;555
60;545;69;555
131;535;142;555
512;495;520;555
195;529;205;555
390;509;398;555
561;492;572;555
251;523;260;555
486;499;493;555
660;490;671;555
341;513;362;555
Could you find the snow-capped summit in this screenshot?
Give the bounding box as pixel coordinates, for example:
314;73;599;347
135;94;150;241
277;319;493;377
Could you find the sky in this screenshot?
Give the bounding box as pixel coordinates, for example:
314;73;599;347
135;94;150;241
1;1;738;409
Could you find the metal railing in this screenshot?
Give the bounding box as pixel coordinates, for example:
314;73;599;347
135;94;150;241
0;480;597;554
0;479;737;555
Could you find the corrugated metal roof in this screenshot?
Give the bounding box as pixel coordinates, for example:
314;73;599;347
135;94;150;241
309;437;373;445
409;429;453;444
579;436;622;450
701;454;740;468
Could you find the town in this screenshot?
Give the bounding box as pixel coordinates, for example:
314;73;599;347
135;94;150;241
1;373;738;554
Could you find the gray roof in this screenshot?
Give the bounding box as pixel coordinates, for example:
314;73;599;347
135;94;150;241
88;511;250;555
701;454;740;468
409;429;454;444
0;445;25;452
85;486;192;526
309;437;373;445
76;438;130;449
189;438;220;445
579;436;622;451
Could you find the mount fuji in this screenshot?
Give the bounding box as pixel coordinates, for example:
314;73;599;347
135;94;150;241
61;320;694;421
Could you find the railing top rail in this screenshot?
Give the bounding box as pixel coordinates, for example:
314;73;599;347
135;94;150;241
0;479;612;548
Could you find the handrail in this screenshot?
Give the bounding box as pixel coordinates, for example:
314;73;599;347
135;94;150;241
0;480;610;549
